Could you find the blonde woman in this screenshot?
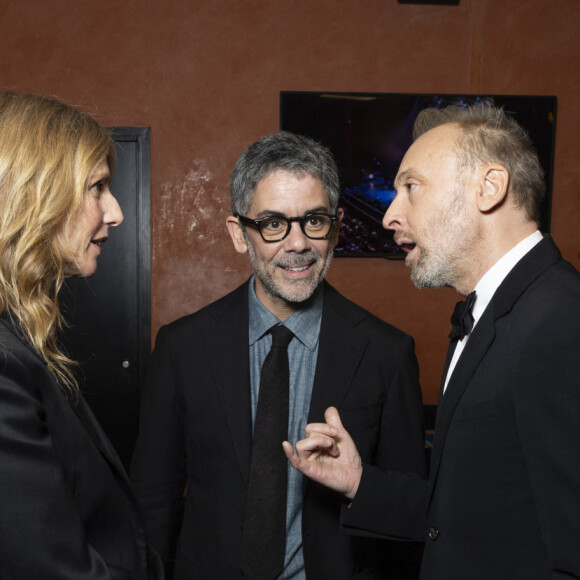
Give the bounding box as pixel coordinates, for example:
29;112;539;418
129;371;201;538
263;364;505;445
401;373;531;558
0;90;163;579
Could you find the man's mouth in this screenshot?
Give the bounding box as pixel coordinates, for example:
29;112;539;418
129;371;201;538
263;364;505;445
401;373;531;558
278;258;317;275
394;235;416;254
399;242;416;254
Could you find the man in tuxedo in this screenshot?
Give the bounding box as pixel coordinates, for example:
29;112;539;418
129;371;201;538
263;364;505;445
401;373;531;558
284;105;580;579
131;131;427;579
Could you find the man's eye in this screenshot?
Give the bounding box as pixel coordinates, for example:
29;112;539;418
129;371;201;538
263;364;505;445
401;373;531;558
262;218;285;232
306;216;322;227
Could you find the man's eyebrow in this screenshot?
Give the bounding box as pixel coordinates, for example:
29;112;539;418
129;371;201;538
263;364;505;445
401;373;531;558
394;170;410;188
254;206;330;219
254;210;286;218
394;169;423;188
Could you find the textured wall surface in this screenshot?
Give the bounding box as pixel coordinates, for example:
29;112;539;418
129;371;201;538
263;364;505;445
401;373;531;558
1;0;578;403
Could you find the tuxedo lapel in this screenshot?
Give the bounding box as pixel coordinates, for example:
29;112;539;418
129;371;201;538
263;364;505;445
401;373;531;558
438;339;457;402
428;235;562;504
428;309;496;503
308;285;368;423
205;282;253;485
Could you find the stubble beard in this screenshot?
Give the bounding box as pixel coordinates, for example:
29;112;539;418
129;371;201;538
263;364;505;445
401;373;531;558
247;243;334;304
407;186;477;290
409;244;457;289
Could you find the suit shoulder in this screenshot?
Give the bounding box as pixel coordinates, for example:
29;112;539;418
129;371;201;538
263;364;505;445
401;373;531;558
323;284;412;344
526;259;580;315
0;320;51;403
518;256;580;305
547;256;580;288
155;282;248;340
0;318;44;367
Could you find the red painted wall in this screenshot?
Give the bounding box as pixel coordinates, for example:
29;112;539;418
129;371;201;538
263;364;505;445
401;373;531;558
1;0;578;403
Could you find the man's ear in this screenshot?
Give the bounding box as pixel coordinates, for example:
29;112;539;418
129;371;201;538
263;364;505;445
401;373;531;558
477;164;509;213
226;216;248;254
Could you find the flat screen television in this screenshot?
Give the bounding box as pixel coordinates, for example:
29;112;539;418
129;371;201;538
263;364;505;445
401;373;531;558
280;92;557;258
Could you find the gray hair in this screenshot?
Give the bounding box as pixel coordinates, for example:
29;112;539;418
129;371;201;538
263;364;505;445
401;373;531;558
413;104;546;225
230;131;340;216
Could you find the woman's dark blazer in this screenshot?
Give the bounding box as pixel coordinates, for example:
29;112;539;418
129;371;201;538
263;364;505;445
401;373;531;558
0;313;163;579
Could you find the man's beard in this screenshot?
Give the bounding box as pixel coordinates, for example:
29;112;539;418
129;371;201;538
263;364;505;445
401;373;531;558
406;186;477;290
409;243;458;289
247;243;334;304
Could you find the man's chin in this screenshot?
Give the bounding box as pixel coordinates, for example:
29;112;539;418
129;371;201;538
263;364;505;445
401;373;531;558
277;284;318;304
410;265;450;290
269;272;323;303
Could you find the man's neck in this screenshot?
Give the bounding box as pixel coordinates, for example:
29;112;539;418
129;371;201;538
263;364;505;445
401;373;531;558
254;289;299;322
456;220;539;295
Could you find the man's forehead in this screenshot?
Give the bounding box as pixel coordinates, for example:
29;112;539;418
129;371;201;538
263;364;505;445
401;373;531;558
401;124;460;166
251;170;329;204
414;122;460;149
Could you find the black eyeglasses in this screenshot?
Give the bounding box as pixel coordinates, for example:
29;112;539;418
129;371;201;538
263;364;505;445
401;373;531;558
236;212;338;242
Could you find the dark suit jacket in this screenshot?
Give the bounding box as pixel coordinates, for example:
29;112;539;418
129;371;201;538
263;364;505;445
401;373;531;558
131;280;426;579
0;314;163;580
342;235;580;579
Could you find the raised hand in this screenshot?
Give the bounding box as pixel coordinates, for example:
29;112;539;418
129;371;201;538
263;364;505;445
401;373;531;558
282;406;363;499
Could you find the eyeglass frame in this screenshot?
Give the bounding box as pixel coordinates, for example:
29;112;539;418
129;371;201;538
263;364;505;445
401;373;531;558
235;212;339;243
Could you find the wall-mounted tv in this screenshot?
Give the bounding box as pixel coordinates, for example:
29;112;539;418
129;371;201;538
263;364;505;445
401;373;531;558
280;92;557;258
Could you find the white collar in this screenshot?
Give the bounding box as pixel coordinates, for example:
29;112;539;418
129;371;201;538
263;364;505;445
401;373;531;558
444;230;543;392
471;230;543;328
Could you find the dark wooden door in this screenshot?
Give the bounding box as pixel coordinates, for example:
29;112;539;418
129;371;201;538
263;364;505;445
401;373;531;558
61;127;151;469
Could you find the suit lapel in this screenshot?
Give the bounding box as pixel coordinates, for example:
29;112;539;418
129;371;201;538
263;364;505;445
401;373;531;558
428;235;562;503
438;339;457;402
205;282;254;485
308;284;369;423
0;313;132;485
204;281;369;486
70;394;131;484
69;393;149;539
428;309;496;502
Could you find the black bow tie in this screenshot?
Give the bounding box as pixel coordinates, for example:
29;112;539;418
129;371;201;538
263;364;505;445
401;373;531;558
449;291;476;341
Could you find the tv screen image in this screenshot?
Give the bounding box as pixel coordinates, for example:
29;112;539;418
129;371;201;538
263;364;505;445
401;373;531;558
280;92;557;258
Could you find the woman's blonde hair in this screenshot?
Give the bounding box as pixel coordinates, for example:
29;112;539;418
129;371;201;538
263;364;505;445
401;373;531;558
0;90;115;392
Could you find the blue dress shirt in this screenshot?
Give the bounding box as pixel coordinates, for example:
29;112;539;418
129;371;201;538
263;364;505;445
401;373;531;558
248;277;323;580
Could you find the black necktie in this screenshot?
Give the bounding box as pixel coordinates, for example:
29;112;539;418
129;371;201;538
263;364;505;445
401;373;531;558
241;325;293;580
448;291;476;341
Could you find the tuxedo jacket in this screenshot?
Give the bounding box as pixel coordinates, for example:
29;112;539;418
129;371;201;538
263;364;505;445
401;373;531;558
0;314;163;579
131;280;426;579
343;236;580;579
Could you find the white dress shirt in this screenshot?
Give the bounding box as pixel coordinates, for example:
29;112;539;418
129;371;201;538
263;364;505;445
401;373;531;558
443;230;543;392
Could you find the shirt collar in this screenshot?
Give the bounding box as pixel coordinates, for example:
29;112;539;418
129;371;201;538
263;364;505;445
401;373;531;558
471;230;543;326
248;275;324;351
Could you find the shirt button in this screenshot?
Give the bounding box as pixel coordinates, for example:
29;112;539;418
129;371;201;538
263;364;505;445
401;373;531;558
428;527;439;541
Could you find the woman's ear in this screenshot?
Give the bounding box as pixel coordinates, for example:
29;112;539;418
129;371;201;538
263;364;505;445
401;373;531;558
477;164;509;213
226;216;248;254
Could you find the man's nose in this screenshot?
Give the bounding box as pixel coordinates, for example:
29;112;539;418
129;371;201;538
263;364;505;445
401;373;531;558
283;221;310;251
383;194;404;231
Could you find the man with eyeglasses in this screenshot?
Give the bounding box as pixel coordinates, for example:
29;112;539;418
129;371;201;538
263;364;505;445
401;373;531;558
131;131;427;580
